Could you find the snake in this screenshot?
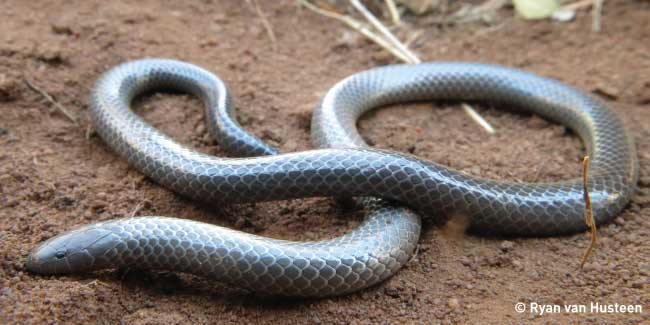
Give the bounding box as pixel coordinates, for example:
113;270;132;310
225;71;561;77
26;59;638;297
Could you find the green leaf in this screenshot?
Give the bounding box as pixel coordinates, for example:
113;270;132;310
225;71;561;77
513;0;560;20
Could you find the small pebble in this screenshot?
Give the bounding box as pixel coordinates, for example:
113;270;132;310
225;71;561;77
639;176;650;187
91;201;107;210
632;195;650;207
636;80;650;104
50;21;74;35
593;83;620;100
459;256;472;267
614;217;626;226
36;47;68;65
195;123;206;135
500;240;514;252
526;115;550;129
551;9;576;22
0;73;21;102
1;287;14;299
384;286;401;298
631;278;646;289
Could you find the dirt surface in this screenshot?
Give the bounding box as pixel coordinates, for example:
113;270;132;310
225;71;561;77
1;0;649;324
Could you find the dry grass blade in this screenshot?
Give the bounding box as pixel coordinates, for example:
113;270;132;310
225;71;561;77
384;0;401;26
350;0;420;63
349;0;495;133
301;0;495;133
462;103;495;134
129;201;145;218
298;0;413;62
580;155;597;269
24;79;78;125
592;0;604;32
559;0;603;32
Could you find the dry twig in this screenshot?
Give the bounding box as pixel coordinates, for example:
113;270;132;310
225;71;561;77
559;0;604;32
85;122;95;140
349;0;494;133
530;158;548;182
24;79;77;125
461;103;495;134
592;0;604;32
252;0;278;50
83;279;111;288
300;0;495;133
298;0;412;62
129;201;145;218
580;155;597;269
350;0;420;63
404;29;424;47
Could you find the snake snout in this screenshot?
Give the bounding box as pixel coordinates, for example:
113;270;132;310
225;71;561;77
26;235;75;274
26;225;118;275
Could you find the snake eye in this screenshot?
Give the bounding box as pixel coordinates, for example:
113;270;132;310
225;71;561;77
54;251;66;259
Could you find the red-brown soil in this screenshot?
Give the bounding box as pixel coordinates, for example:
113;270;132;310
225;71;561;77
1;0;649;324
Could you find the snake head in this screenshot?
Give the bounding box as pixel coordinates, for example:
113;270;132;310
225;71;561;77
26;224;118;275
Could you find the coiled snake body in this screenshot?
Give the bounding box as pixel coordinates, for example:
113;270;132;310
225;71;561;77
26;59;638;297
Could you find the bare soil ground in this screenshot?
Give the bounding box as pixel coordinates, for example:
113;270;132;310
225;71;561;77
1;0;649;324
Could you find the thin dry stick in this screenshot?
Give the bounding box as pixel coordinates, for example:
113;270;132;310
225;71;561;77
530;157;548;182
384;0;401;26
404;29;424;47
349;0;495;134
85;122;95;140
24;79;78;124
592;0;604;32
461;103;495;134
350;0;420;63
129;201;145;218
580;155;597;269
252;0;278;50
408;244;420;263
83;279;111;288
298;0;413;62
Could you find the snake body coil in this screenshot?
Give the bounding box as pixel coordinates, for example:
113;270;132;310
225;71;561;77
26;59;637;297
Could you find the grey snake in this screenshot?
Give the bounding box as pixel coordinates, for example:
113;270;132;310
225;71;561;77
26;59;638;297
